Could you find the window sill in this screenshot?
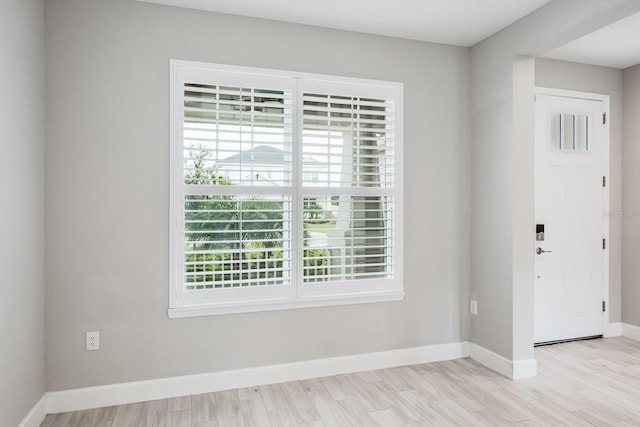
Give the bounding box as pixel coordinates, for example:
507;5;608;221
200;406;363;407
168;291;405;319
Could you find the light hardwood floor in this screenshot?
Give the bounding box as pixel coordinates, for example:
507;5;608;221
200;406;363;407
41;337;640;426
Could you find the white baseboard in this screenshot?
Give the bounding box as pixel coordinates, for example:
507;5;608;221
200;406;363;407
512;358;537;380
622;322;640;341
469;343;536;380
18;395;47;427
35;330;640;418
469;343;512;378
47;341;469;414
605;322;623;337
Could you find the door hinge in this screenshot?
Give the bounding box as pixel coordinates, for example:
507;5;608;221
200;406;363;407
603;238;606;250
602;301;606;312
603;113;607;125
603;176;606;187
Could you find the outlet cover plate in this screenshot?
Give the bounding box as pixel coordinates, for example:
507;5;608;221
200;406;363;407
470;300;478;315
86;331;100;351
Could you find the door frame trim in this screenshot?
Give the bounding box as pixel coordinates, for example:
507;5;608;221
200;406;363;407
533;87;611;339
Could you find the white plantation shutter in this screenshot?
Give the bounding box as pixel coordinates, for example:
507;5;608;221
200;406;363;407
299;88;398;294
183;194;292;290
301;94;395;188
183;84;293;187
170;61;403;316
302;196;394;282
172;64;297;309
182;82;293;293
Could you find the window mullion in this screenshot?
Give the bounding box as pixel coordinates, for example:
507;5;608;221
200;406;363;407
292;78;303;297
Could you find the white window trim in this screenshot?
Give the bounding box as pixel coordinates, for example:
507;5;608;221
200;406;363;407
169;60;404;318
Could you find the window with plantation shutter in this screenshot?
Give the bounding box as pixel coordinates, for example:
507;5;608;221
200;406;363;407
170;61;403;318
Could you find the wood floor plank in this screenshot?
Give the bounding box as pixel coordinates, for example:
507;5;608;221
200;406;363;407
367;381;423;423
573;391;633;424
167;395;191;411
431;398;490;426
572;407;621;426
615;421;640;427
192;422;218;427
238;386;261;401
39;414;59;427
140;410;166;427
470;409;518;427
375;367;416;392
258;383;289;411
579;389;640;419
216;389;246;427
337;398;378;427
398;389;469;423
112;402;145;427
92;406;118;427
401;371;452;401
239;396;271;427
338;373;388;412
515;421;544;427
140;399;168;427
319;375;356;401
267;408;300;427
368;409;405;427
592;370;640;397
355;370;382;384
300;379;354;427
523;395;593;426
166;408;190;427
279;380;321;423
192;392;217;423
40;412;72;427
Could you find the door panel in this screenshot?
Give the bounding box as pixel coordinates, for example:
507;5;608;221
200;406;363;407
534;94;605;344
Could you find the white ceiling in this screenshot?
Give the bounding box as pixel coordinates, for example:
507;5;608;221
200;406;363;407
137;0;552;47
543;11;640;69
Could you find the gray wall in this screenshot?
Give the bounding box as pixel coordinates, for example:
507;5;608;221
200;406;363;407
469;0;640;362
535;58;624;323
0;0;46;426
622;64;640;327
45;0;471;391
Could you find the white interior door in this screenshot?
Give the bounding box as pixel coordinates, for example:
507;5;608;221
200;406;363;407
534;93;606;344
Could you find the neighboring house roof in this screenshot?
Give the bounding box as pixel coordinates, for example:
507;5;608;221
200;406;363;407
220;145;285;164
219;145;322;166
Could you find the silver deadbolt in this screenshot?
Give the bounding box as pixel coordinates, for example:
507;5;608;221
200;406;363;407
536;247;552;255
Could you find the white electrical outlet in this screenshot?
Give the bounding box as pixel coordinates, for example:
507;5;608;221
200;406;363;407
470;300;478;315
86;331;100;351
